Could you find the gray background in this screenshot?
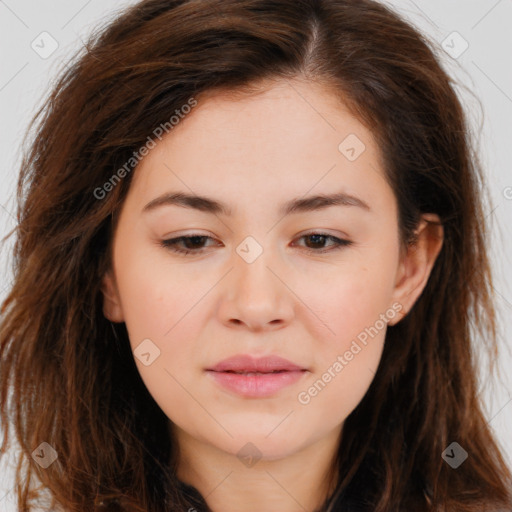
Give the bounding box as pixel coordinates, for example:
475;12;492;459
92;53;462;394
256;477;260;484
1;0;511;508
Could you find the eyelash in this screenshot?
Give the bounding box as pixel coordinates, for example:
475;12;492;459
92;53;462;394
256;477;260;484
160;233;353;256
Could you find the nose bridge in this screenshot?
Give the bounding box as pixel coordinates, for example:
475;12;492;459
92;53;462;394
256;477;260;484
233;234;280;298
220;234;294;329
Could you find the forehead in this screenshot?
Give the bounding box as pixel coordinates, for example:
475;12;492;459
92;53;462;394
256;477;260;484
125;78;392;218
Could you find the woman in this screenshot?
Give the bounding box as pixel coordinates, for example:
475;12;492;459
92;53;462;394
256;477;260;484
1;0;511;510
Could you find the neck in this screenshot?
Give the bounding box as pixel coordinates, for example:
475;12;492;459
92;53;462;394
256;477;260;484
171;423;341;512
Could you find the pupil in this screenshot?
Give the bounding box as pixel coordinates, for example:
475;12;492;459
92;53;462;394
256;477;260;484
308;235;325;248
185;236;206;248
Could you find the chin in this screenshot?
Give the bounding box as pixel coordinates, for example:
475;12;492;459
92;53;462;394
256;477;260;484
214;429;311;462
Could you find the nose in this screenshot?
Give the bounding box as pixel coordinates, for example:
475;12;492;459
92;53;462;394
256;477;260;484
217;241;295;332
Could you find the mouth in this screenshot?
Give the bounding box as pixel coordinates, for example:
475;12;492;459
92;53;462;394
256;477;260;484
205;354;308;398
215;369;295;375
206;354;307;373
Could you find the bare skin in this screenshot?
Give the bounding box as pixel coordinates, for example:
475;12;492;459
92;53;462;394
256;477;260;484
101;78;443;512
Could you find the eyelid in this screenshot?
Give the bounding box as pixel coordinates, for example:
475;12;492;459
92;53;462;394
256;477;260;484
291;232;352;253
297;228;349;239
159;231;353;256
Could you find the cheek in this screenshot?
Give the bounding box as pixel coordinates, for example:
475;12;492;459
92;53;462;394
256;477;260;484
315;281;388;367
114;245;205;344
306;259;395;346
114;254;206;424
297;344;383;429
295;287;388;426
113;249;210;398
292;264;393;416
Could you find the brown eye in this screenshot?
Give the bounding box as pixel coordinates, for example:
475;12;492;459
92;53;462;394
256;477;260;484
160;232;352;256
294;233;352;254
161;235;216;255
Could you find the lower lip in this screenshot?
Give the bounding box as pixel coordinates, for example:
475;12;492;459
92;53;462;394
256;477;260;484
206;370;307;398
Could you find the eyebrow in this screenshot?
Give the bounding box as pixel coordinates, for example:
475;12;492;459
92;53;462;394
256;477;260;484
142;190;371;216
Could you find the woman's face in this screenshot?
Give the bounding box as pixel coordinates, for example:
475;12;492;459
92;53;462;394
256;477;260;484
101;79;441;462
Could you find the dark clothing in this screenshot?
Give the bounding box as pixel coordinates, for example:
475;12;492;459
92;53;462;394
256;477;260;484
177;478;369;511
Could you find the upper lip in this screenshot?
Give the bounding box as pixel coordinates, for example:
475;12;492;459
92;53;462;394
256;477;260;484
206;354;306;373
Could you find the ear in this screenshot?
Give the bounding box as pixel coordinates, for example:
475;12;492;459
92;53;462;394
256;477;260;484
388;213;444;326
100;269;125;323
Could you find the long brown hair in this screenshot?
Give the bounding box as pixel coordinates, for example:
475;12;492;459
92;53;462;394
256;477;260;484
1;0;511;510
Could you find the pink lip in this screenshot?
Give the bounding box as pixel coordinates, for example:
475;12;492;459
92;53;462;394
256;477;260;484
207;354;305;373
205;354;308;398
